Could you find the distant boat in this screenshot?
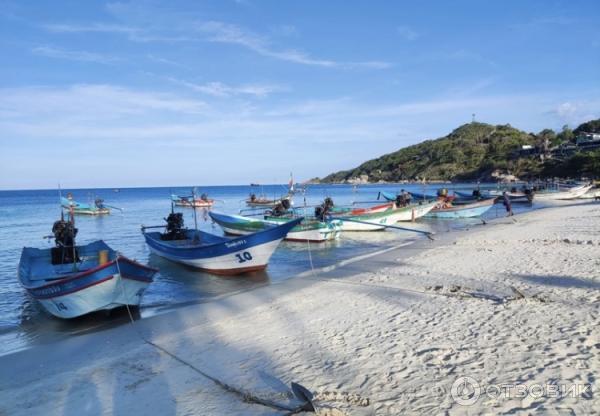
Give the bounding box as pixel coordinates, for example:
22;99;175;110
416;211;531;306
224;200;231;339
142;212;302;275
246;193;291;208
425;198;495;218
171;194;214;208
210;211;342;243
18;215;156;319
61;195;110;215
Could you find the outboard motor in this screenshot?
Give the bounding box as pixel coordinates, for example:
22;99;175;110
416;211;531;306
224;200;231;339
250;193;257;202
200;193;209;202
472;189;481;198
51;218;79;264
94;198;105;209
162;212;186;241
315;197;334;221
437;188;448;197
395;194;407;207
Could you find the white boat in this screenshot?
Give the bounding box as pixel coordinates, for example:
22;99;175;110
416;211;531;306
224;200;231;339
579;187;600;199
534;184;593;201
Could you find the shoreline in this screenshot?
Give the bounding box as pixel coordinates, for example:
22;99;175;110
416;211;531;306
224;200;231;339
1;202;598;414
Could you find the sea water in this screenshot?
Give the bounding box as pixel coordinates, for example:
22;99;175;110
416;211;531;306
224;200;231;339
0;183;533;354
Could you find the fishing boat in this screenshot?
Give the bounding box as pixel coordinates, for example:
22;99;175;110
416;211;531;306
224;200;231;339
331;202;393;215
142;211;302;275
209;212;342;243
486;189;533;203
331;203;434;231
425;198;495;219
171;193;214;208
61;195;111;215
246;193;291;208
18;214;156;319
380;190;454;203
579;187;600;200
533;184;593;201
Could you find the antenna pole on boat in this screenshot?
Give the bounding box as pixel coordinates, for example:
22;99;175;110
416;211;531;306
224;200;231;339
58;184;64;220
69;203;78;271
191;188;199;241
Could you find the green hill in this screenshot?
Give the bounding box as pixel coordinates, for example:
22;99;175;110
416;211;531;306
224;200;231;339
319;120;600;183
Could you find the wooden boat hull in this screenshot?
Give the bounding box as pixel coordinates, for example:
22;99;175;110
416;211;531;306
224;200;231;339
426;198;495;218
331;202;393;216
61;197;111;215
143;218;302;275
393;201;437;221
579;188;600;199
171;194;214;208
69;208;111;215
210;212;341;242
332;204;432;231
534;185;593;201
18;241;157;319
246;195;291;208
173;200;214;208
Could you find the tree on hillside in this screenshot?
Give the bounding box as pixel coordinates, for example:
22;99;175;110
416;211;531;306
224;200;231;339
574;119;600;135
557;125;574;143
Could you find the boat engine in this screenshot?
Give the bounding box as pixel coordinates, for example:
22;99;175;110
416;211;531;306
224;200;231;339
315;197;334;221
162;212;187;240
95;198;105;209
51;218;79;264
271;198;291;217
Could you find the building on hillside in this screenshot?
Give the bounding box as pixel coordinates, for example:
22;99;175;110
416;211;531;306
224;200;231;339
347;174;369;184
576;132;600;150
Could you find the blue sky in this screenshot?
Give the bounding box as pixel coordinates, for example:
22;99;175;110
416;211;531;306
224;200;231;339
1;0;599;189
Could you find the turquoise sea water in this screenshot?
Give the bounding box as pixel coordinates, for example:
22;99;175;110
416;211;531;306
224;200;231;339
0;183;533;354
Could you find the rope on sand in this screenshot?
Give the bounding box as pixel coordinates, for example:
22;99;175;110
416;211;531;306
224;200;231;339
114;254;313;414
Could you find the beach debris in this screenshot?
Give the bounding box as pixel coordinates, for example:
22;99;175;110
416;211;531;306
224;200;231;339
291;382;317;412
510;286;526;300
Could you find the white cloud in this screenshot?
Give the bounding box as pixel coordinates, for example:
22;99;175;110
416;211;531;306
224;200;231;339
554;101;600;126
196;20;392;69
0;84;208;121
168;78;287;98
43;23;138;34
397;25;419;41
32;46;119;64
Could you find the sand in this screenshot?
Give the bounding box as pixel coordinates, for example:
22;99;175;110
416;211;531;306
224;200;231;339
0;202;598;415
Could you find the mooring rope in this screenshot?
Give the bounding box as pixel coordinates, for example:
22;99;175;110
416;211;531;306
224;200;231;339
113;254;303;413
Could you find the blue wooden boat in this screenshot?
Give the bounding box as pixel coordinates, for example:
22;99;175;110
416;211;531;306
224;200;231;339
61;196;110;215
425;198;495;218
142;214;303;275
19;240;157;319
380;190;446;201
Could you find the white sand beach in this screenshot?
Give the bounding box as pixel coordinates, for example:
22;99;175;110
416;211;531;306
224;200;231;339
1;202;598;415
